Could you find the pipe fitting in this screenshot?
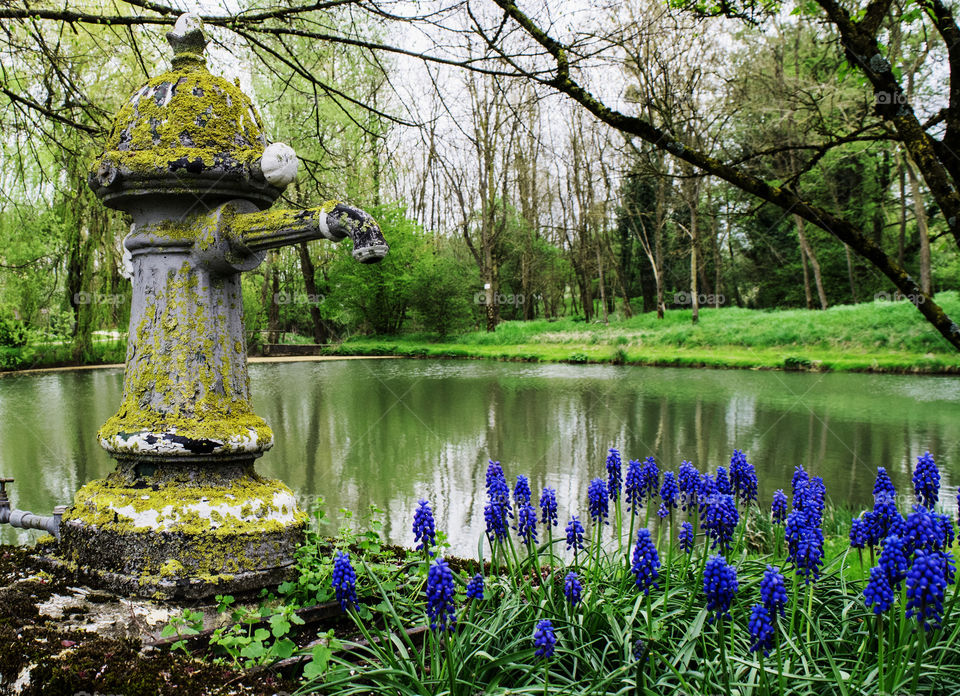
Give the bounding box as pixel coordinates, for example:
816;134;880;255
0;478;66;540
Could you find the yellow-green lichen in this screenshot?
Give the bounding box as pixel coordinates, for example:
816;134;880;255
99;259;272;449
101;65;265;160
63;474;307;579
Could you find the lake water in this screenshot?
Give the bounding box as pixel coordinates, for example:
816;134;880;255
1;359;958;553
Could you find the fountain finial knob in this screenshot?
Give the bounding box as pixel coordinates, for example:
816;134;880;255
166;13;207;69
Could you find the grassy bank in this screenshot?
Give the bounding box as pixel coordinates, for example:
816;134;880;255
334;292;960;373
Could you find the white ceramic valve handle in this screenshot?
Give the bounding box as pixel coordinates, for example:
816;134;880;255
260;142;299;188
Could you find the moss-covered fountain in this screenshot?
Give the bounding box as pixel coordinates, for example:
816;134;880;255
36;12;387;599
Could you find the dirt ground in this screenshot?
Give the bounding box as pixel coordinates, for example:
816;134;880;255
0;545;300;696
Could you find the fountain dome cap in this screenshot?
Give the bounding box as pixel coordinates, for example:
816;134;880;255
88;13;285;210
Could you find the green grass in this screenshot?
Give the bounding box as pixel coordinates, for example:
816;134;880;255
335;292;960;373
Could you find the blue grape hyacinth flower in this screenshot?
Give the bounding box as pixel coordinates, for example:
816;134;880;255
539;487;558;527
588;477;609;524
716;466;732;495
332;551;358;610
760;565;787;617
517;501;538;546
678;521;695;553
566;515;585;552
698;473;717;515
678;460;701;512
872;494;904;542
639;456;660;500
660;471;679;512
564;571;583;606
913;451;940;509
849;516;866;550
748;604;775;656
412;499;437;553
631;528;661;594
864;565;895;614
426;558;457;632
701;493;740;551
703;554;738;623
906;550;951;631
606;447;623;501
730;449;758;506
771;489;788;525
879;535;909;587
514;474;532;507
484;499;509;542
791;467;812;513
904;504;945;556
625;459;644;513
465;573;484;601
533;619;557;659
786;509;824;584
874;467;897;501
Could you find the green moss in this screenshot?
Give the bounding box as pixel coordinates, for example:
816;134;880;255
99;259;272;450
63;474;307;579
100;63;264;158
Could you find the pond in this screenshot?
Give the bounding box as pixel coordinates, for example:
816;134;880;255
1;359;958;553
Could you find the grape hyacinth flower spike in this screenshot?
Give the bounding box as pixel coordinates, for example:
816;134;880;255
716;466;732;495
906;550;950;631
913;451;940;509
606;447;623;501
873;467;897;500
588;478;610;524
760;565;788;617
539;487;558;527
412;498;437;554
332;551;358;611
564;571;583;606
631;528;661;594
566;515;585;553
625;458;644;513
701;493;740;551
864;565;895;614
465;573;484;601
426;558;457;632
517;501;538;546
771;489;788;525
730;449;758;506
878;535;909;587
660;471;679;513
703;554;738;623
678;521;695;553
678;460;700;512
748;604;775;656
514;474;532;507
639;456;660;500
533;619;557;659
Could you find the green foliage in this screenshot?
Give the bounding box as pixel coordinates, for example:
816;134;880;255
408;252;478;339
0;314;28;347
159;607;204;656
323;203;425;335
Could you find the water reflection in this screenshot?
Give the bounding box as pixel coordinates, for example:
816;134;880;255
1;360;958;554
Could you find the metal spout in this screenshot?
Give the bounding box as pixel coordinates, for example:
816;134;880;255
231;201;388;264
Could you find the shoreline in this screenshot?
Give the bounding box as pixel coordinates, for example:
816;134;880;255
1;344;959;377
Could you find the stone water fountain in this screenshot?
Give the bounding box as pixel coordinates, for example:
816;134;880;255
4;13;388;599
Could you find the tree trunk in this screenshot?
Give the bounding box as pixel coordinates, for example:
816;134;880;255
794;215;828;309
595;235;609;324
800;243;813;310
907;156;933;296
297;243;328;343
845;244;859;304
